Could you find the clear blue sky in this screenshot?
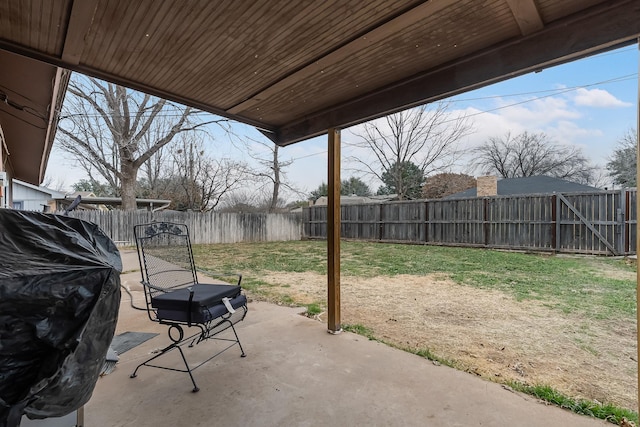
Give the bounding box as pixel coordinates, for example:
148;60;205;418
47;45;638;197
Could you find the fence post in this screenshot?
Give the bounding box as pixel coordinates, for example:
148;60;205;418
625;189;631;254
618;189;626;254
555;193;561;252
483;198;489;247
302;207;309;239
551;194;557;252
424;200;429;244
378;203;384;241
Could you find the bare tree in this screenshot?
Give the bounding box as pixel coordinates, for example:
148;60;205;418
138;122;174;198
198;159;249;211
169;135;248;211
348;101;472;200
473;131;598;185
56;75;227;210
240;136;303;212
261;144;289;212
217;190;262;213
40;176;68;193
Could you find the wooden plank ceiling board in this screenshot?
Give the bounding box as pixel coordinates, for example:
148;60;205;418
0;0;68;55
535;0;604;23
0;0;639;183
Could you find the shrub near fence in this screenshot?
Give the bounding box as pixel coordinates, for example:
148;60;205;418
67;210;303;245
303;189;637;256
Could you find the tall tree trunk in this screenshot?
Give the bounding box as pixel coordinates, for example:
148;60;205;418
269;146;281;212
120;160;139;210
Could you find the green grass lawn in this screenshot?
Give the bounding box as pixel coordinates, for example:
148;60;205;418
192;240;638;424
193;240;637;320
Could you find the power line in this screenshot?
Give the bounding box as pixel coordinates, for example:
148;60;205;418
291;148;333;159
449;74;636;103
455;78;636;122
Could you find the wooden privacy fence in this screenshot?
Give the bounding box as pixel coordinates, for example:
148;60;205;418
67;210;303;245
303;189;637;256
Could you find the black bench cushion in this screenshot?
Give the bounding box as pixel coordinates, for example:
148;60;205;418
151;284;241;311
157;294;247;323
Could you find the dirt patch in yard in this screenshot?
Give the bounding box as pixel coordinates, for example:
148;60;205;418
255;271;638;410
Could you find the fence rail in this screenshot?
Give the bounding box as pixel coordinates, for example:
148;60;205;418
303;189;637;256
67;210;303;245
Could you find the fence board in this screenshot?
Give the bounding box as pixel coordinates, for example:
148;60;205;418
627;190;637;252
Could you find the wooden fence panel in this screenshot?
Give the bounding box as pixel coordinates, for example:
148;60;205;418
379;201;424;242
305;206;327;240
302;189;637;255
347;204;378;240
427;198;485;245
68;211;303;245
487;195;553;250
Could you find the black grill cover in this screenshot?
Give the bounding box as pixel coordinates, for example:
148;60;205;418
0;209;122;427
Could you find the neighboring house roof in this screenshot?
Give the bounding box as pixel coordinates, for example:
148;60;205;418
11;179;66;211
445;176;602;199
69;191;97;198
54;196;171;212
368;194;399;201
13;179;65;199
314;195;396;206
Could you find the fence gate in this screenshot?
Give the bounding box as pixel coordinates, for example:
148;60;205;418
555;191;625;255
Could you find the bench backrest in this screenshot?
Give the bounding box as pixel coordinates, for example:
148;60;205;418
134;222;199;303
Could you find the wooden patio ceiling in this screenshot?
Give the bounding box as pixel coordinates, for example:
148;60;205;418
1;0;639;167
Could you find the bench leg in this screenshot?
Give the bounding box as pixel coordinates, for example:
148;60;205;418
129;325;200;392
230;323;246;357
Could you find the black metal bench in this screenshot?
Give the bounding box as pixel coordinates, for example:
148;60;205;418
130;222;247;392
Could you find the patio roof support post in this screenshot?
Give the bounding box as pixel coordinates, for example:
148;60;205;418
636;37;640;422
327;127;342;334
0;126;9;208
0;134;3;208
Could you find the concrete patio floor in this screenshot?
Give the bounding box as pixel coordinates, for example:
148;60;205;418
83;250;610;426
